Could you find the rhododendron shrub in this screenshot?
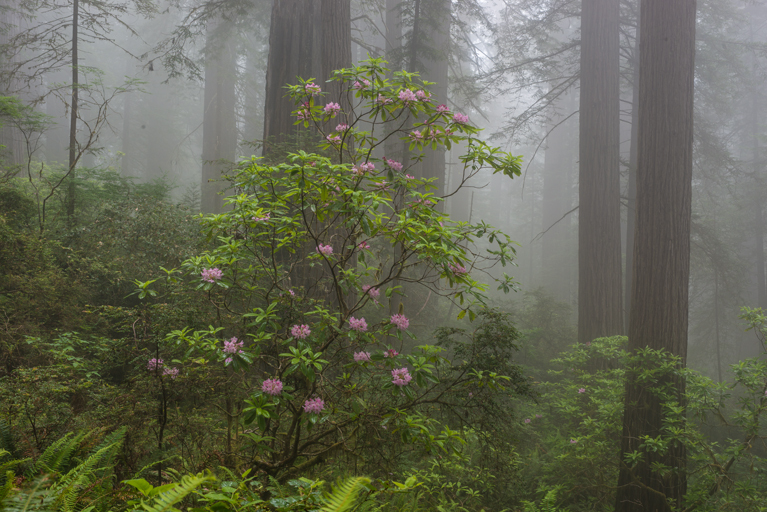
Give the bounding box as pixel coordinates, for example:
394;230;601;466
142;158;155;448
136;59;524;481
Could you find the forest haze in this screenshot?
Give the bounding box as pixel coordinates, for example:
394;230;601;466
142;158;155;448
2;0;767;511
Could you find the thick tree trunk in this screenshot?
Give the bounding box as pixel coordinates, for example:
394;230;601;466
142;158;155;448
616;1;696;510
625;25;640;330
577;0;623;346
201;16;237;213
0;3;24;167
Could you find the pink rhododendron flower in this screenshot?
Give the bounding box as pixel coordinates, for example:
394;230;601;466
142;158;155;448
326;135;342;145
163;367;179;379
570;439;578;444
453;112;469;124
353;78;370;90
291;324;311;339
362;285;380;300
324;102;341;115
358;241;371;250
262;378;283;396
390;314;409;330
578;388;586;393
436;104;449;113
415;90;430;101
252;212;270;222
354;351;371;362
391;367;412;386
317;244;333;256
449;263;468;276
406;174;415;179
384;348;399;358
524;418;531;424
336;123;349;132
398;89;417;103
349;316;368;332
305;82;321;95
377;94;392;105
535;414;542;419
289;289;296;297
359;162;375;173
296;108;311;121
384;158;403;172
201;267;223;283
303;397;325;414
223;337;244;355
409;130;423;142
147;358;163;371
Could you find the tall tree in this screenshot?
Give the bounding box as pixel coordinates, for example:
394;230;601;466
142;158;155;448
577;0;623;345
616;0;696;509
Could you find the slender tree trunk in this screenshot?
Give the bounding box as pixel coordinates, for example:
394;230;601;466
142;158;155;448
625;23;640;330
0;2;24;167
201;16;237;213
714;270;722;383
616;1;696;509
66;0;79;224
577;0;623;346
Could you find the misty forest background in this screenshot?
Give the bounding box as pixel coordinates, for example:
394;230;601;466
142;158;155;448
2;0;767;510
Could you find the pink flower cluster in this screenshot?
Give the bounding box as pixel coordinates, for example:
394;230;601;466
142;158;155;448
349;316;368;332
223;337;244;354
453;112;469;124
201;267;223;283
304;397;325;414
358;241;371;250
383;157;403;172
296;108;311;121
305;82;321;95
317;244;333;256
409;130;423;142
324;102;341;116
398;89;417;103
147;358;163;371
362;285;380;301
262;378;283;396
353;78;371;90
291;324;311;339
416;90;430;101
383;348;399;358
449;263;468;276
336;123;349;132
353;351;371;362
252;212;270;222
578;387;586;393
390;314;409;330
377;94;393;105
359;162;375;173
406;174;415;180
326;135;342;145
163;367;179;379
436;104;450;113
391;367;412;386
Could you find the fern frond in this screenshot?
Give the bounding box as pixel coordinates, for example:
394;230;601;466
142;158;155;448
32;433;85;475
320;477;371;512
1;476;55;512
0;422;17;461
132;473;212;512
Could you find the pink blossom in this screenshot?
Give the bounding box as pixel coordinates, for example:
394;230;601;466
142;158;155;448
398;89;417;104
377;94;393;105
405;174;415;180
535;414;543;419
262;378;283;396
147;358;163;371
289;289;296;297
359;162;375;173
324;102;341;116
390;314;409;330
436;104;449;113
303;397;325;414
223;337;244;355
252;212;271;222
453;112;469;124
578;388;586;393
305;82;321;95
449;263;468;276
296;109;311;121
427;128;440;141
336;123;349;132
384;348;399;358
358;241;371;250
415;90;431;102
225;357;233;364
349;316;368;332
362;285;380;300
291;324;311;339
201;267;223;283
317;244;333;256
353;78;370;90
391;367;412;386
354;351;371;362
163;367;179;379
524;418;531;424
376;180;390;190
326;135;342;145
409;130;423;142
570;439;578;444
384;158;403;172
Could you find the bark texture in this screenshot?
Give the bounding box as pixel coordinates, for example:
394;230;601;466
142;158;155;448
577;0;623;345
616;1;697;510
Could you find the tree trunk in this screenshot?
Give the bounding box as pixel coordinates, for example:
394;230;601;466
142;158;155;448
616;1;696;510
201;16;237;214
66;0;79;224
577;0;623;346
0;2;24;167
625;22;640;330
